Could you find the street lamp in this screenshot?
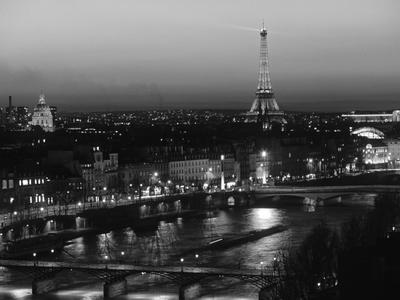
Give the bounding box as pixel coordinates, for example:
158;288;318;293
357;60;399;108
261;150;267;185
139;183;143;200
180;258;184;272
220;155;225;191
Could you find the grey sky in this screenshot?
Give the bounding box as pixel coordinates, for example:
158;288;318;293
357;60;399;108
1;0;399;111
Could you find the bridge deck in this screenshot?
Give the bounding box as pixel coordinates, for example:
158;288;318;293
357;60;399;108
0;259;268;277
253;185;400;194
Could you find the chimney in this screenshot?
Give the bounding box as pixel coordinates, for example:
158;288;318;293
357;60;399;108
8;96;12;108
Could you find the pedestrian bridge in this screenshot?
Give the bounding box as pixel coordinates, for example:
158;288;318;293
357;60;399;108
0;259;277;299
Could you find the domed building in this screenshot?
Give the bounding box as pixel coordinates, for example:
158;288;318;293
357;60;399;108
30;93;54;132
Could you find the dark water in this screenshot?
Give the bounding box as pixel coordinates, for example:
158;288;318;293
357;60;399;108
0;200;373;299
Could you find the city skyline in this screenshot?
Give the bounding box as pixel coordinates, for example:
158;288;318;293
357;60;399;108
1;0;400;112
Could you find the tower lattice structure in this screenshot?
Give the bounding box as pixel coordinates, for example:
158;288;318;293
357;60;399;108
246;25;285;130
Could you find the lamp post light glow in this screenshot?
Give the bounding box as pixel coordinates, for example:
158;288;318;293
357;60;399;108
261;150;267;185
220;154;225;191
180;258;184;272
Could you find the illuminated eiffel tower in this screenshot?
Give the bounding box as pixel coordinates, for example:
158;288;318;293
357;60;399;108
245;24;286;130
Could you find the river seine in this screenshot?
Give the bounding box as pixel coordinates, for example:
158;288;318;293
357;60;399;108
0;196;374;299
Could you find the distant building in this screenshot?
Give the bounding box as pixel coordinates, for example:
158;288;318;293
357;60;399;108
342;110;400;123
362;142;388;166
169;156;239;185
118;162;168;192
351;127;385;139
386;139;400;167
30;93;55;132
169;159;210;183
15;106;30;129
80;147;119;193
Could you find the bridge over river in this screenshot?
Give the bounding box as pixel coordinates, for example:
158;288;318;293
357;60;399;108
0;259;277;299
251;185;400;206
1;185;399;240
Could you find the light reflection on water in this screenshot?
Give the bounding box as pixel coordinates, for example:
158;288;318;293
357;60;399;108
0;205;371;299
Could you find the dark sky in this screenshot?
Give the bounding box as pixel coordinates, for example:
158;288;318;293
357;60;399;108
1;0;400;112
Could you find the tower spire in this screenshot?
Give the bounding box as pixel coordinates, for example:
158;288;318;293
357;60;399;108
257;25;272;92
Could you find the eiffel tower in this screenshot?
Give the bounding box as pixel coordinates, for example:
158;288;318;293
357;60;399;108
245;24;286;130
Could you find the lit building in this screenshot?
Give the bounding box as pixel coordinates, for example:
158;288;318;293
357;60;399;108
82;147;119;191
249;151;273;182
15;106;30;129
362;142;388;166
169;156;239;185
118;162;169;192
351;127;385;139
169;159;210;183
386;139;400;167
342;110;400;123
30;93;55;132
